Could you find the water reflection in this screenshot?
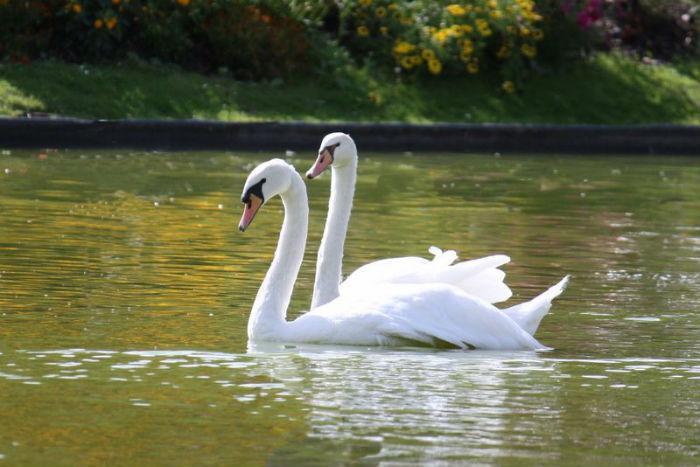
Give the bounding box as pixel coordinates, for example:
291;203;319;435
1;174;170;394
2;345;699;463
0;150;699;463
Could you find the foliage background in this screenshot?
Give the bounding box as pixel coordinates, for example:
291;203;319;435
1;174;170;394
0;0;699;93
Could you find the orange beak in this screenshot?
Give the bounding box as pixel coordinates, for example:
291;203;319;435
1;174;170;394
239;194;263;232
306;149;333;179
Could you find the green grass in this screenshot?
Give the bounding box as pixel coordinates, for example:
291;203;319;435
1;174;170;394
1;55;699;124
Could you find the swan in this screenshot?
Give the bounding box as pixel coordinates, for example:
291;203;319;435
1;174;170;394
238;158;569;350
306;132;512;311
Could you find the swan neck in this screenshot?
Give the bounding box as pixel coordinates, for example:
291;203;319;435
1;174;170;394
311;157;356;309
248;174;308;340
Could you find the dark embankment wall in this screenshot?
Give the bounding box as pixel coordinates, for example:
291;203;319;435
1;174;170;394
1;118;698;154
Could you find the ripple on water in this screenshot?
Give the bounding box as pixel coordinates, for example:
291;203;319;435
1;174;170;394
1;151;700;464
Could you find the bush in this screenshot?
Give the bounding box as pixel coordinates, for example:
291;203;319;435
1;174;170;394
339;0;546;92
0;0;319;80
556;0;700;59
0;0;63;61
1;0;697;88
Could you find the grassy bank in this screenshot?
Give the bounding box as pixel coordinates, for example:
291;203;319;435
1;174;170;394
1;55;699;124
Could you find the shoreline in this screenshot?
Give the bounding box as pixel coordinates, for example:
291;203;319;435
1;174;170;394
1;117;698;155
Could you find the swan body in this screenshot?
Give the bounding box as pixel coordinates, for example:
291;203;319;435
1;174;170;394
282;279;568;349
306;132;511;309
339;248;512;305
239;159;569;350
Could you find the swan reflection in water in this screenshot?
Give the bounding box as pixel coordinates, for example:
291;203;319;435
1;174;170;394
248;341;562;462
1;344;560;462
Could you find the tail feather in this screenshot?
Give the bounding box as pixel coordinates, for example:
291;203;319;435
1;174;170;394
457;267;512;304
503;276;570;336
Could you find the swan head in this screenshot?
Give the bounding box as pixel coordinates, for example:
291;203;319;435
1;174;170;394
306;132;357;179
239;159;295;232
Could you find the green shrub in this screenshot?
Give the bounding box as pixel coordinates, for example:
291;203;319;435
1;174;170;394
190;2;310;79
0;0;318;80
340;0;546;92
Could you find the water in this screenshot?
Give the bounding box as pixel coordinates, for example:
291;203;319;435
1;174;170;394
0;149;699;465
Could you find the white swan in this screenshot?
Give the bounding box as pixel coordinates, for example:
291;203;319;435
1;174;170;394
305;132;512;310
238;158;569;350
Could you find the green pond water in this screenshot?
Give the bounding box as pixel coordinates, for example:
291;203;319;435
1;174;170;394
0;149;699;465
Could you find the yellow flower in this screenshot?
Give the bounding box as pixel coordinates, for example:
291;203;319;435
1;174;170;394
393;41;415;54
449;25;463;37
72;3;82;13
496;45;510;59
359;0;372;6
106;17;117;30
446;4;466;16
94;18;103;29
502;81;515;93
399;56;414;69
521;43;537;58
475;18;492;36
388;3;398;10
532;29;544;41
488;0;498;8
461;24;473;34
461;39;474;56
466;60;479;74
490;9;502;19
517;0;534;10
433;29;449;44
368;91;382;105
520;26;531;37
375;6;386;18
428;58;442;75
357;25;370;37
421;48;435;60
379;26;389;36
410;55;423;66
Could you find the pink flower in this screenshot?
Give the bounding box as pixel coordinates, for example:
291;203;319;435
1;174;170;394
576;0;603;29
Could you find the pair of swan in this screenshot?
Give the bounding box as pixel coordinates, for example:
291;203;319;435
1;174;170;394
238;133;569;350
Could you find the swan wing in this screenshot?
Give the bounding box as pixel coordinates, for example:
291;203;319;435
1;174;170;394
339;247;512;304
288;283;548;350
339;256;430;294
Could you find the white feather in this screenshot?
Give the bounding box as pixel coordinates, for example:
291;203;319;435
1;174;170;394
242;160;569;350
310;133;511;309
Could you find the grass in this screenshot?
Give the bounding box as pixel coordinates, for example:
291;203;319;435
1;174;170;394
0;54;699;124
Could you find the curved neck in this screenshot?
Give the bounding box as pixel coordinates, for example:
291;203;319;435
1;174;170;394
248;174;308;340
311;158;357;309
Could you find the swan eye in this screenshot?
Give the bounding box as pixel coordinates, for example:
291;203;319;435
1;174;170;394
242;177;266;204
323;143;341;159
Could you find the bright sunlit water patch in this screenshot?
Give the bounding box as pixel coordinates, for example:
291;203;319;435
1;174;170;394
1;149;699;464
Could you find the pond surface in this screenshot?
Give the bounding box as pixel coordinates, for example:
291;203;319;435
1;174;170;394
0;149;699;465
